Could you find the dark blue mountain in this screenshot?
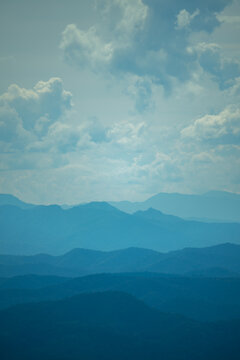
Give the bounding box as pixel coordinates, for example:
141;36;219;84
1;290;240;360
2;272;240;322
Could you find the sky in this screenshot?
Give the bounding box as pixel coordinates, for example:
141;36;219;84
0;0;240;204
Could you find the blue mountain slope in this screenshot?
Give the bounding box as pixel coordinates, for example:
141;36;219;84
1;243;240;278
0;194;34;209
0;203;240;255
110;191;240;222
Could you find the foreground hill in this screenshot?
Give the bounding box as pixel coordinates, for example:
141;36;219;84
110;190;240;222
1;243;240;278
1;291;240;360
0;202;240;254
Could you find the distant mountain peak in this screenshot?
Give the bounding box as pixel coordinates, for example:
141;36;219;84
0;193;33;209
134;207;184;223
111;190;240;222
202;190;240;199
77;201;123;213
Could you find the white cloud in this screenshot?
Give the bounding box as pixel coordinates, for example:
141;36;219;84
95;0;148;41
109;0;148;40
0;78;73;154
181;106;240;143
176;8;200;29
0;78;72;133
1;0;240;203
0;105;32;152
59;0;236;110
190;42;240;89
217;15;240;24
60;25;113;71
125;75;154;112
107;119;145;149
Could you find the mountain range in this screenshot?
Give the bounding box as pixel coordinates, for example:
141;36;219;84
110;190;240;222
1;192;240;359
1;201;240;255
2;290;240;360
1;243;240;278
1;271;240;322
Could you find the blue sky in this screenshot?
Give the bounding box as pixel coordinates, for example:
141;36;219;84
0;0;240;204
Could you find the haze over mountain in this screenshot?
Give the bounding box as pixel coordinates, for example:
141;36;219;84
2;191;240;223
1;243;240;278
110;191;240;223
1;201;240;255
1;0;240;358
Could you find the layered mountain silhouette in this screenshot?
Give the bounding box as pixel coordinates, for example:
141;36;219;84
1;290;240;360
110;190;240;222
1;192;240;359
1;201;240;255
1;243;240;278
2;272;240;322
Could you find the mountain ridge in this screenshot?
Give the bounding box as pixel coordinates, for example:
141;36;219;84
3;290;240;360
1;242;240;278
1;201;240;255
110;190;240;222
0;194;34;209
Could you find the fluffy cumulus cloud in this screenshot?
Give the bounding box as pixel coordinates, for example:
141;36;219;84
60;25;113;72
188;42;240;89
60;0;235;94
182;106;240;144
1;0;240;203
0;78;73;154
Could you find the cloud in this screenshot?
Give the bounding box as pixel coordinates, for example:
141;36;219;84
190;42;240;89
181;105;240;144
0;77;72;132
228;77;240;96
0;78;73;153
1;1;240;203
58;0;238;119
107;119;145;150
60;24;113;72
217;14;240;24
125;75;153;112
0;105;32;152
60;0;232;90
94;0;148;42
176;8;200;29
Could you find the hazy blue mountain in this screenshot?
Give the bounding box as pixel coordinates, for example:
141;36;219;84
1;243;240;278
147;243;240;275
0;194;34;209
1;202;240;255
110;190;240;222
1;290;240;360
0;247;163;277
